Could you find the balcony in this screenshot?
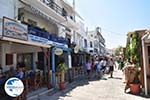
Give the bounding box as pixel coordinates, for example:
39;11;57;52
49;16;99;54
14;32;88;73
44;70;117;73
21;0;78;30
40;0;67;18
22;0;66;22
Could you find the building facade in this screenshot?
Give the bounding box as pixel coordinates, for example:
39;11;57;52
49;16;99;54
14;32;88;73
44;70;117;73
0;0;82;97
87;27;106;56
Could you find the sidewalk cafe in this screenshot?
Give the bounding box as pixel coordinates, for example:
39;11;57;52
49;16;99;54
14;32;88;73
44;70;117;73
0;17;51;99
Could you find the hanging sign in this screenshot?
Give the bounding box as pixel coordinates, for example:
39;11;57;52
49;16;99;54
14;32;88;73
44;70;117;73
74;46;79;53
55;48;63;55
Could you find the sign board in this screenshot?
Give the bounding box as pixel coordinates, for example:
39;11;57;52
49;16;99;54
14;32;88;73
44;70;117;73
3;17;28;40
55;48;63;55
74;46;79;53
28;34;48;44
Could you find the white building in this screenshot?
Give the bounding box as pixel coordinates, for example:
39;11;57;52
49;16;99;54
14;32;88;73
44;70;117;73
0;0;82;91
87;27;106;56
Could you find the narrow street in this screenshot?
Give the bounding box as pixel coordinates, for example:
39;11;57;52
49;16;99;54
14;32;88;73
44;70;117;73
32;69;149;100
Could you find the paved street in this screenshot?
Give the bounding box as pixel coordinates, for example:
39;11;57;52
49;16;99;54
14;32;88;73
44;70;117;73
31;70;149;100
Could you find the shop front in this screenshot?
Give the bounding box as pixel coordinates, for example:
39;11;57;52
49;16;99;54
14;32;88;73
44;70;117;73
51;42;72;89
71;49;85;79
0;17;51;99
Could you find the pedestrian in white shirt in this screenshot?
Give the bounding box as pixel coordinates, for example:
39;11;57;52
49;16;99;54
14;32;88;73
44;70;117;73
86;60;92;79
108;58;116;78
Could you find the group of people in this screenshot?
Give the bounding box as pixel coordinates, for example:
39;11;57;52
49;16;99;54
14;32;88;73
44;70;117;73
0;62;26;98
85;57;116;79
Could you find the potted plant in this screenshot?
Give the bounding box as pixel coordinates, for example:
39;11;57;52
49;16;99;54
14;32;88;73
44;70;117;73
57;59;68;90
125;32;142;94
130;67;141;95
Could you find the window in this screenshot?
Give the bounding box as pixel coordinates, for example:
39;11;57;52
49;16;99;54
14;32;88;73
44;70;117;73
6;54;13;65
90;41;93;47
18;9;24;21
28;19;37;26
17;53;33;70
66;34;71;47
84;39;87;48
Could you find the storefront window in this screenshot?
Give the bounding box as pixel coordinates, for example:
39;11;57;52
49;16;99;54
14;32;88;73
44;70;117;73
17;53;33;70
38;52;45;70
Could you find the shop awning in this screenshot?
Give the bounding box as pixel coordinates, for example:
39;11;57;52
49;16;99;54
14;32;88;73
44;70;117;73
2;37;51;48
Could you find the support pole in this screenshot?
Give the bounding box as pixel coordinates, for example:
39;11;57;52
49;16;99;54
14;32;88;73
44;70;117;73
142;33;149;96
68;51;72;83
52;47;56;87
47;48;51;88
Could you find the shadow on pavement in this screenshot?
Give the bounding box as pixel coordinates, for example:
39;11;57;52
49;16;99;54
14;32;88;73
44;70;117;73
47;75;108;100
108;77;122;80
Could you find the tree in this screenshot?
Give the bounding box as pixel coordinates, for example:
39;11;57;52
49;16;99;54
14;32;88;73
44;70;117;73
115;46;123;56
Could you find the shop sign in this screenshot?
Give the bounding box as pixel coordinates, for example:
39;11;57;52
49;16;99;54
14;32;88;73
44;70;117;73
28;34;48;44
55;48;63;55
3;17;28;40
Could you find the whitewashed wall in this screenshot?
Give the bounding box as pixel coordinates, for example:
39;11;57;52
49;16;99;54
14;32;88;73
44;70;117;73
0;0;15;19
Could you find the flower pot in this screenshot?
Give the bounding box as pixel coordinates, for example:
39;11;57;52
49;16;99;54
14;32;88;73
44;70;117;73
59;82;65;90
130;84;140;94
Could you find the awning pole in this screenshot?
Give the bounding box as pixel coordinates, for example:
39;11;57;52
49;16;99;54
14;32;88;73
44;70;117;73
142;33;149;96
52;47;56;87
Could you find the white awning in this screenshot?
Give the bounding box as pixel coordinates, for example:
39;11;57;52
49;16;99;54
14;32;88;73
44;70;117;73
2;37;51;48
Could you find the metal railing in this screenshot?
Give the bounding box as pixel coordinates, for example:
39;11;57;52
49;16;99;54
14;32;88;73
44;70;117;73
40;0;67;18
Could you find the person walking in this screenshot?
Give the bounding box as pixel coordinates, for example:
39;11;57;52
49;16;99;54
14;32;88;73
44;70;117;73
85;60;92;79
96;59;103;79
108;58;116;78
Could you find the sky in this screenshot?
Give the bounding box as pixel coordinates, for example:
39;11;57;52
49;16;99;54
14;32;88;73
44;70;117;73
67;0;150;49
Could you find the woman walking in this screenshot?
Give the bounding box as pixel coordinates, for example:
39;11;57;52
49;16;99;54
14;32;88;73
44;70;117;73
108;58;116;78
85;60;92;79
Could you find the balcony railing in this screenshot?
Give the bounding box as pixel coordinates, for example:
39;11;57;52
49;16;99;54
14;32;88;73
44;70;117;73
40;0;67;18
27;24;68;45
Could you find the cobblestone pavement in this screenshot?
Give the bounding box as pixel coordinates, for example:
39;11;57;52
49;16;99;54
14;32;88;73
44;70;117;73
32;70;149;100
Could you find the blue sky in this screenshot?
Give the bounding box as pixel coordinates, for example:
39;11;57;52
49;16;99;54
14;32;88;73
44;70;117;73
68;0;150;49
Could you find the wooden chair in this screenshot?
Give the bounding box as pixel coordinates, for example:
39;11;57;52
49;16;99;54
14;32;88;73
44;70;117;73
35;71;41;89
28;71;36;91
16;79;27;100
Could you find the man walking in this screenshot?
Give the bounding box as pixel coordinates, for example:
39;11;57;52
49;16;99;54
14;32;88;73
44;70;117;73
108;58;116;78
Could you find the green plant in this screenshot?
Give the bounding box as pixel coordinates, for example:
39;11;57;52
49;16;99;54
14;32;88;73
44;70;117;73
125;32;140;67
57;63;68;72
115;46;123;56
57;62;68;83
